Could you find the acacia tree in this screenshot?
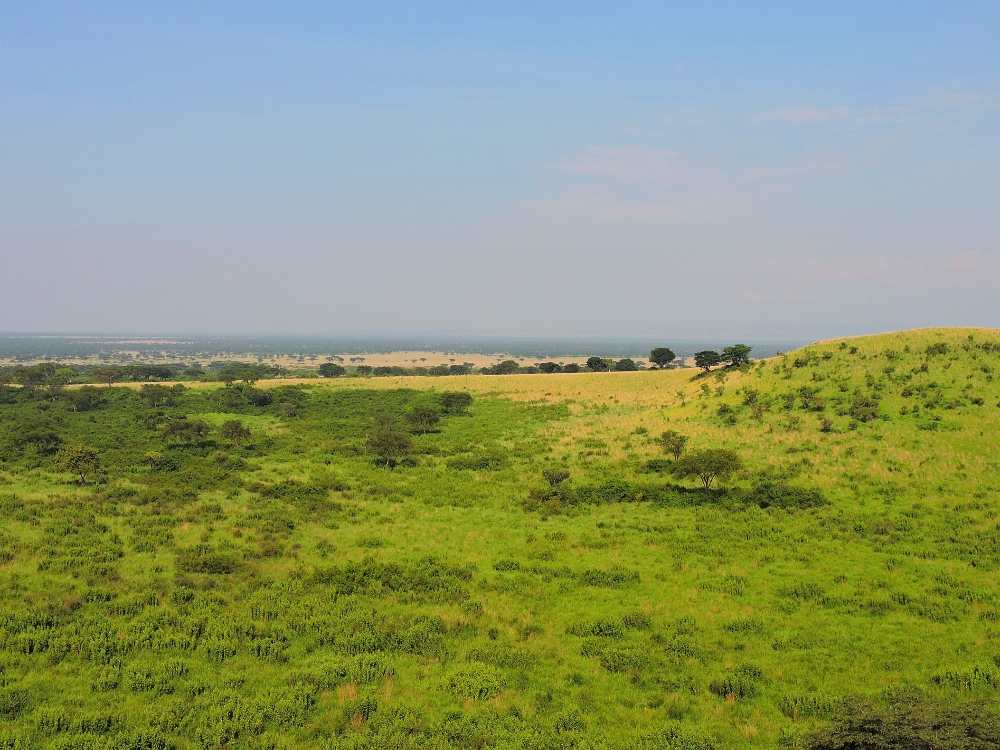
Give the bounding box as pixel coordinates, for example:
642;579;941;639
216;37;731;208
440;392;473;414
91;367;123;387
139;384;172;407
57;443;101;484
220;420;251;446
694;351;721;373
365;430;414;467
163;419;212;446
406;406;440;434
318;363;345;377
722;344;753;367
649;347;676;369
670;448;742;490
659;430;689;460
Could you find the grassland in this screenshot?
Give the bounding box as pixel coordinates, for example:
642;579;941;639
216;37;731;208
1;327;999;749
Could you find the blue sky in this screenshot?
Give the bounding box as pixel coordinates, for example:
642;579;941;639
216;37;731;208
1;2;998;337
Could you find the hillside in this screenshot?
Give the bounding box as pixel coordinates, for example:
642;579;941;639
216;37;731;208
1;327;999;749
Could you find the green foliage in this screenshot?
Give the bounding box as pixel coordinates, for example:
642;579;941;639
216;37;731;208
721;344;752;367
649;347;676;369
694;350;721;372
586;356;610;372
659;429;688;459
807;697;1000;749
670;448;742;489
56;442;101;484
318;363;345;377
615;358;639;371
0;329;999;749
219;419;251;446
365;429;414;466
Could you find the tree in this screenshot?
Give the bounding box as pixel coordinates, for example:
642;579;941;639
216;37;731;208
92;367;123;387
492;360;520;375
722;344;752;367
538;362;561;374
649;347;676;369
659;430;689;460
318;363;346;378
670;448;742;490
57;443;101;484
163;419;212;446
139;384;172;407
562;363;581;373
614;358;638;371
365;430;414;467
441;392;473;414
693;351;721;373
406;406;440;434
14;363;56;388
542;468;570;486
219;420;251;446
69;386;102;412
586;357;609;372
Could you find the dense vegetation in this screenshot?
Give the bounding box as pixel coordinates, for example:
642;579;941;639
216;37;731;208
0;328;998;749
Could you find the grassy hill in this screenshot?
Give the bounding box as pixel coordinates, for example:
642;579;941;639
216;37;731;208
1;327;999;749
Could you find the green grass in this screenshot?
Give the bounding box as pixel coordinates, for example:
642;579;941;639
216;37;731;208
0;327;999;749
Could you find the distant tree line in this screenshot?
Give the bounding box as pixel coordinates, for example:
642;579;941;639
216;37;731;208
0;343;755;386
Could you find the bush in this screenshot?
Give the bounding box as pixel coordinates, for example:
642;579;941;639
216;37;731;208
807;697;1000;750
446;452;507;471
742;482;828;509
709;665;763;700
445;663;506;700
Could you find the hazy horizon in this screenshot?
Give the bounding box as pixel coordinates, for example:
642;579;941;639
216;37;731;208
2;3;998;337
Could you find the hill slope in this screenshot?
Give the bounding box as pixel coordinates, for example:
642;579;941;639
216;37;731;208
0;327;998;749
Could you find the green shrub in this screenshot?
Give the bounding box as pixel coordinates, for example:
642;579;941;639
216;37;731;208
445;663;506;700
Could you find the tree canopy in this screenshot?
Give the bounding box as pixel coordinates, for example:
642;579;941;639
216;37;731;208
92;367;124;387
659;430;689;460
365;429;414;467
722;344;753;367
614;358;639;372
671;448;742;489
406;406;441;434
586;357;609;372
220;420;251;446
649;347;676;368
318;363;345;377
57;443;101;484
693;350;721;373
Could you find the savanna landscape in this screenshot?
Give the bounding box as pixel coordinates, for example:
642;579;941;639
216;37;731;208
1;327;999;749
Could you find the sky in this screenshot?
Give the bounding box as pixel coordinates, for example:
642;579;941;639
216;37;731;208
1;1;998;339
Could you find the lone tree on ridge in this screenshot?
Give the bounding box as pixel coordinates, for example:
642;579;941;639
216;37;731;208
722;344;753;368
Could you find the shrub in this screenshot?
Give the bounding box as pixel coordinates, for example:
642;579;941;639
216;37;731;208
709;664;763;699
579;567;640;587
743;482;828;509
807;697;1000;749
440;392;472;414
542;468;570;486
445;663;506;700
